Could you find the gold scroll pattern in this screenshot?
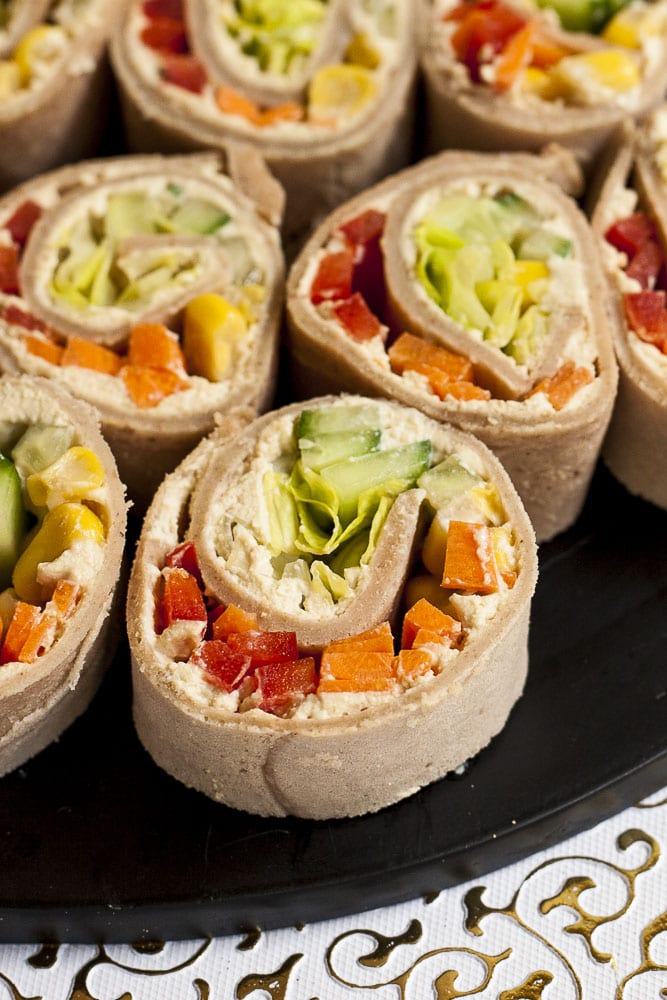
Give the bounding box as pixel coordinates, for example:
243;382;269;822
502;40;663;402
0;817;665;999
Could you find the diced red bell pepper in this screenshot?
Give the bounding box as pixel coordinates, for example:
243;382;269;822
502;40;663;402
161;55;207;94
0;244;20;295
143;0;184;18
227;629;299;666
625;238;663;290
165;540;203;588
624;291;667;349
332;292;384;342
255;658;317;713
160;567;207;630
141;17;188;54
4;200;42;249
605;213;656;258
339;209;386;248
310;249;354;304
1;303;50;332
190;640;253;692
450;1;527;83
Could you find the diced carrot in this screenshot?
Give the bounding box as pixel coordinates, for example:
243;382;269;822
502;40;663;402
530;30;569;69
120;364;187;408
25;335;63;365
494;21;536;92
401;598;462;650
18;609;58;663
215;86;262;123
127;322;186;375
212;604;259;640
324;621;394;653
388;331;474;382
258;101;304;125
48;580;81;621
441;521;499;594
0;602;41;665
393;648;434;683
61;335;123;375
527;361;594;411
318;650;397;692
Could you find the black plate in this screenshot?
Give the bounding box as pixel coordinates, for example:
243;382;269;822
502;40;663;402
0;464;665;945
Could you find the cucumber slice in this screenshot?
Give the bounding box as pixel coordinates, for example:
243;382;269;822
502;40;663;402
0;455;27;590
105;193;162;240
169;199;231;235
418;456;483;510
299;428;382;471
296;404;382;440
321;440;431;523
517;229;572;261
11;424;74;480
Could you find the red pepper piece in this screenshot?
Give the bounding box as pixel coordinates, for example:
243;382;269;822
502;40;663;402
333;292;384;341
450;1;527;83
160;567;207;629
256;658;317;713
310;249;354;304
190;640;252;692
625;238;663;290
605;212;656;257
165;540;203;589
227;629;299;666
339;209;386;248
143;0;183;17
141;17;188;54
0;244;20;295
161;55;207;93
4;200;42;249
624;291;667;350
1;303;50;332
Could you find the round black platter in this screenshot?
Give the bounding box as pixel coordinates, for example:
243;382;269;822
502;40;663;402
0;463;665;945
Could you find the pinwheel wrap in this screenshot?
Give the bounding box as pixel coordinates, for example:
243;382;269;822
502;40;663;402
127;395;537;819
287;148;619;542
110;0;417;245
0;153;285;508
0;375;126;777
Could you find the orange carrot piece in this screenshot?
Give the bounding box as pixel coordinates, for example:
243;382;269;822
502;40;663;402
215;86;261;123
318;650;397;692
527;361;594;411
0;602;41;665
61;335;123;375
48;579;81;621
127;322;186;375
18;609;58;663
401;598;462;650
394;648;435;683
494;21;536;92
212;604;259;640
423;369;491;402
324;621;394;654
258;101;304;125
388;332;474;382
120;364;187;408
441;521;499;594
530;30;569;69
24;335;63;366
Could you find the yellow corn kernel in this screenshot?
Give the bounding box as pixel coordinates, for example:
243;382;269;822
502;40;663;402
345;33;380;70
512;259;549;306
237;283;266;323
182;293;249;381
602;7;665;49
552;50;640;95
0;60;20;96
520;66;560;100
308;64;377;124
421;513;448;578
26;446;105;510
14;25;67;86
12;502;104;604
403;574;453;615
469;483;506;525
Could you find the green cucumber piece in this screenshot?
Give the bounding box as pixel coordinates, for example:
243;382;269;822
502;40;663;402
517;229;572;261
105;193;161;240
11;424;74;480
418;456;483;510
296;404;382;440
320;440;431;524
299;428;382;472
0;455;27;590
169;199;230;235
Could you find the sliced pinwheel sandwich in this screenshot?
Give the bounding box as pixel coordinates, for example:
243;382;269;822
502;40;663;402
287;148;619;542
591;111;667;509
420;0;667;168
0;153;284;507
110;0;417;244
0;374;126;776
127;394;538;818
0;0;118;189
